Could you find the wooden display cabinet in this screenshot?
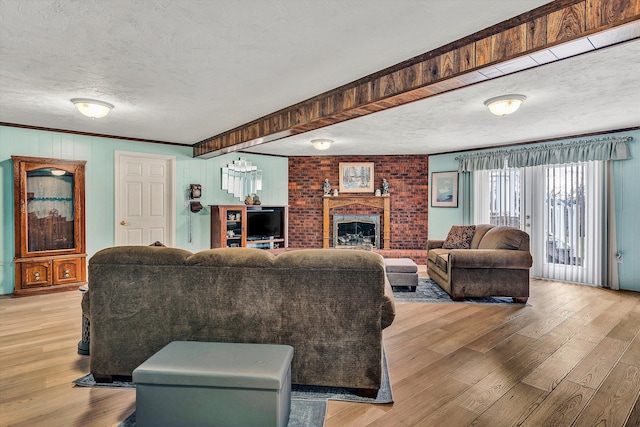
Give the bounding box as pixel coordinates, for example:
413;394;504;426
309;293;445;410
210;205;288;249
12;156;87;296
210;206;247;248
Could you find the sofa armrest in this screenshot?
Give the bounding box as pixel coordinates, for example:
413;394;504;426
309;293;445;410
427;239;445;251
449;249;533;269
381;275;396;329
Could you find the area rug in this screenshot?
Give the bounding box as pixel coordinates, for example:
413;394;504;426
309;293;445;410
392;278;524;304
74;350;392;426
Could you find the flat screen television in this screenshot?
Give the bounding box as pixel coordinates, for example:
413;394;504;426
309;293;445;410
247;209;283;240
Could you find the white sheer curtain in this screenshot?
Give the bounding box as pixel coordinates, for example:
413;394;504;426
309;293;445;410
474;167;522;228
473;171;491;225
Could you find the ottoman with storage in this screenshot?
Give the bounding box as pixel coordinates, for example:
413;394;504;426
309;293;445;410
385;258;418;292
133;341;294;427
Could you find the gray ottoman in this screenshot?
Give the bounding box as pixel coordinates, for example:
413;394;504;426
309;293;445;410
133;341;294;427
385;258;418;292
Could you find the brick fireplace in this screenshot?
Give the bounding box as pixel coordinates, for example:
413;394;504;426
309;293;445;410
288;155;429;263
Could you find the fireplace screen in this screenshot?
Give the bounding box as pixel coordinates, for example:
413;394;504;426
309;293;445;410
333;215;380;249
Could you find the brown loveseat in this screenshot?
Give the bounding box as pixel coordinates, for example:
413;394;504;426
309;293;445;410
82;246;395;395
427;224;532;302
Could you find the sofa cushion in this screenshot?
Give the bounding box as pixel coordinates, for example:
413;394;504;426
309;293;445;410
90;246;192;266
470;224;495;249
277;248;384;272
436;253;449;271
477;226;528;250
442;225;476;249
187;247;275;267
428;249;450;271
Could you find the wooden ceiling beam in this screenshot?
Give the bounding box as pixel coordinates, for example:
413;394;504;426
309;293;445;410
194;0;640;158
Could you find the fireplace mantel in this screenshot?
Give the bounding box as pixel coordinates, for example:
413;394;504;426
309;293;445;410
323;195;390;249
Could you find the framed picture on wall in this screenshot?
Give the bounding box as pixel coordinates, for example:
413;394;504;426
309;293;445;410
339;162;375;193
431;171;458;207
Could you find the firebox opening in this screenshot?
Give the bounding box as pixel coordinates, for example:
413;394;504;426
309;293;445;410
333;215;380;249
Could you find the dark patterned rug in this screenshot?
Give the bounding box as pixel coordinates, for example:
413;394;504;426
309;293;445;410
392;278;524;304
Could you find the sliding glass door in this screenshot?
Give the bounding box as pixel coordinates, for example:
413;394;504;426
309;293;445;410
531;161;603;285
475;161;604;286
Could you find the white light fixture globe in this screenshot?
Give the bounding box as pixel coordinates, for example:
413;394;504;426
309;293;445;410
484;94;526;116
71;98;114;119
311;139;333;150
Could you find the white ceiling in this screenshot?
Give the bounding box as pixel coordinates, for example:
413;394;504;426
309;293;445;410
1;0;638;157
250;40;640;156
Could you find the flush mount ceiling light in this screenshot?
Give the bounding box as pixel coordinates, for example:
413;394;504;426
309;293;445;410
311;139;333;150
484;94;526;116
71;98;114;119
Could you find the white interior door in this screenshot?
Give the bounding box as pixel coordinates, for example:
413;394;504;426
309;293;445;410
115;151;176;246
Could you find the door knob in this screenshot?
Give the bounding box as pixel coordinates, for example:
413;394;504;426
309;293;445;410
120;220;130;226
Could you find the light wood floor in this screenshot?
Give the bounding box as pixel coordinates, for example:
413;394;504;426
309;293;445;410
2;273;640;427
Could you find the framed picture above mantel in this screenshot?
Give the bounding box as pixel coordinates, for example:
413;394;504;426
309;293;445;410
339;162;374;193
431;171;458;208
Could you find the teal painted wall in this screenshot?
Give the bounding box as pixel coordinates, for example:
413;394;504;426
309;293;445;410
427;152;465;239
428;130;639;291
0;125;288;295
612;130;639;291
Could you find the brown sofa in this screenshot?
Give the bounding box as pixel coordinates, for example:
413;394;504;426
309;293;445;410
82;246;395;395
427;224;532;302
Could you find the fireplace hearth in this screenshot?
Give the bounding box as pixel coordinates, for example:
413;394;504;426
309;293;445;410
334;214;380;249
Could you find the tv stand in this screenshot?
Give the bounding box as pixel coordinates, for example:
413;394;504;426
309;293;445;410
210;205;288;249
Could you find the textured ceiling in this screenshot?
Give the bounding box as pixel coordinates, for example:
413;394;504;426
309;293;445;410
249;39;640;156
0;0;638;157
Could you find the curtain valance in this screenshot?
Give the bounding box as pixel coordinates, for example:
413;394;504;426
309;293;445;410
457;136;633;172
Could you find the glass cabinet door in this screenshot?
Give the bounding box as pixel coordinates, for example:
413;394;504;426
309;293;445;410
225;208;243;247
25;167;76;252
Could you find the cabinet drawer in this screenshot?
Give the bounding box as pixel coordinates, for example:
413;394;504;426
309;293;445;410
21;261;53;288
53;258;84;284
